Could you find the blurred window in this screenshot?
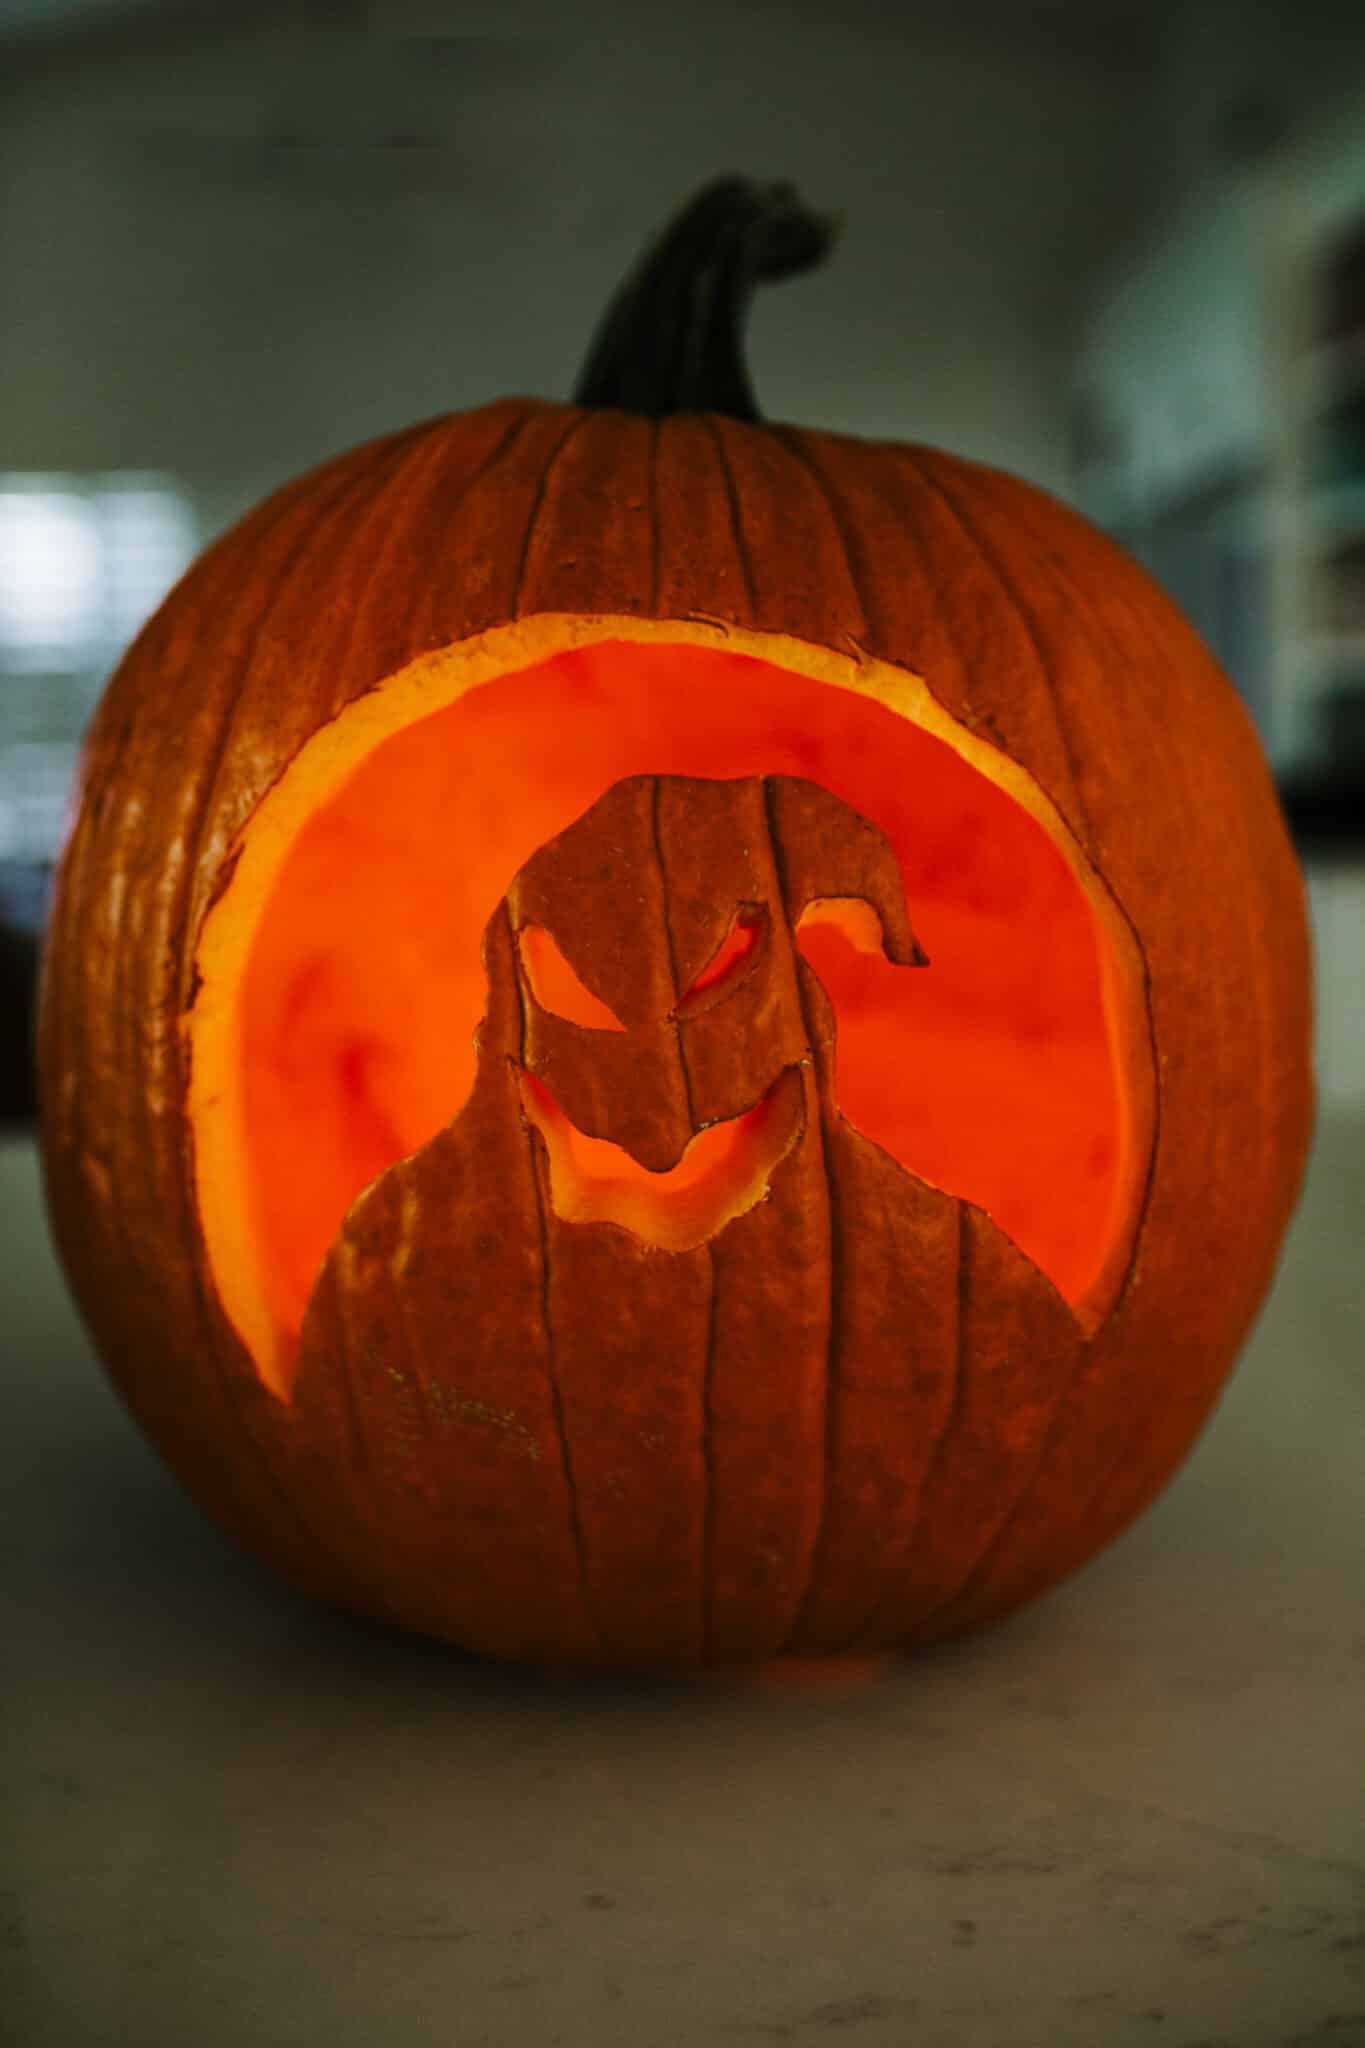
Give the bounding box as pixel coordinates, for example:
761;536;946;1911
0;474;197;925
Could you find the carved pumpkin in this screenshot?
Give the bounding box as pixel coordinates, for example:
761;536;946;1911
38;179;1313;1674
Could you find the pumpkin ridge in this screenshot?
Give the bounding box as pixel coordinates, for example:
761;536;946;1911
710;412;866;638
924;1338;1156;1642
176;438;430;1376
898;446;1094;852
325;1259;372;1474
335;406;534;676
1020;514;1280;1267
650;773;697;1126
907;1204;1093;1647
760;775;838;1657
379;1179;437;1449
1039;536;1268;1277
918;518;1225;1601
176;433;426;985
918;1199;972;1637
510;408;596;616
162;462;412;1561
1062;688;1276;1557
923;1127;1164;1638
308;1259;410;1630
646;415;663;615
647;772;718;1659
767;423;875;644
648;770;728;1664
950;516;1167;1339
697;413;759;620
114;451;348;1117
186;488;361;848
911;1228;1051;1650
892;701;1165;1643
307;421;470;690
862;438;1158;1335
161;457;390;1386
514;894;601;1660
654;416;754;624
763;429;941;724
844;1197;969;1652
906;1108;1165;1645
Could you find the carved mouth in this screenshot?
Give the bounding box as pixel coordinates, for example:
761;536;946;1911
514;1062;806;1251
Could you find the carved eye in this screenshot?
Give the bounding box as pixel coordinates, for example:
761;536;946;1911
517;924;627;1031
674;905;769;1017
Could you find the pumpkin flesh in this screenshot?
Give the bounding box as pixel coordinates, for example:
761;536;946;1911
187;624;1151;1403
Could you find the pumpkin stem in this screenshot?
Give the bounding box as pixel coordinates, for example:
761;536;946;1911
571;177;839;421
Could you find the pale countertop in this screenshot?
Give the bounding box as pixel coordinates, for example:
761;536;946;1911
3;1121;1363;2048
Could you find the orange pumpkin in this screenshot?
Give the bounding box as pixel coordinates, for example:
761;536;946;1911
38;179;1313;1673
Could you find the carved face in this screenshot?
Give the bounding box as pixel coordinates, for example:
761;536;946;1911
202;635;1143;1416
503;771;925;1254
280;753;1095;1665
169;629;1163;1667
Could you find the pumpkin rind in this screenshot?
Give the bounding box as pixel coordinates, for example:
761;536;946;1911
37;400;1314;1667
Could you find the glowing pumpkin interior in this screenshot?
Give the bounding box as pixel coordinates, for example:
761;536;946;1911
188;623;1154;1400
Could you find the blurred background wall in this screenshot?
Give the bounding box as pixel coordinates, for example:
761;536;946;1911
1;0;1363;1121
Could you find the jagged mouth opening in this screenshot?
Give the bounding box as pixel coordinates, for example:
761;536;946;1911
514;1061;807;1252
186;621;1155;1400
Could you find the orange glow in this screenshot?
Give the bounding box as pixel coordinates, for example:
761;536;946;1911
516;1062;805;1251
799;897;893;955
518;923;626;1031
192;626;1151;1397
675;906;768;1014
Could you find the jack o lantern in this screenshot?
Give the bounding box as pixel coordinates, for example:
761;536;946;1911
38;178;1313;1674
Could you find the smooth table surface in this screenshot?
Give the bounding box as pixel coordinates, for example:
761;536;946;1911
3;1123;1363;2048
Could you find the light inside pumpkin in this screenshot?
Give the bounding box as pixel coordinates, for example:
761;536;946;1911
517;1061;806;1254
517;924;628;1031
674;905;769;1014
188;622;1153;1399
